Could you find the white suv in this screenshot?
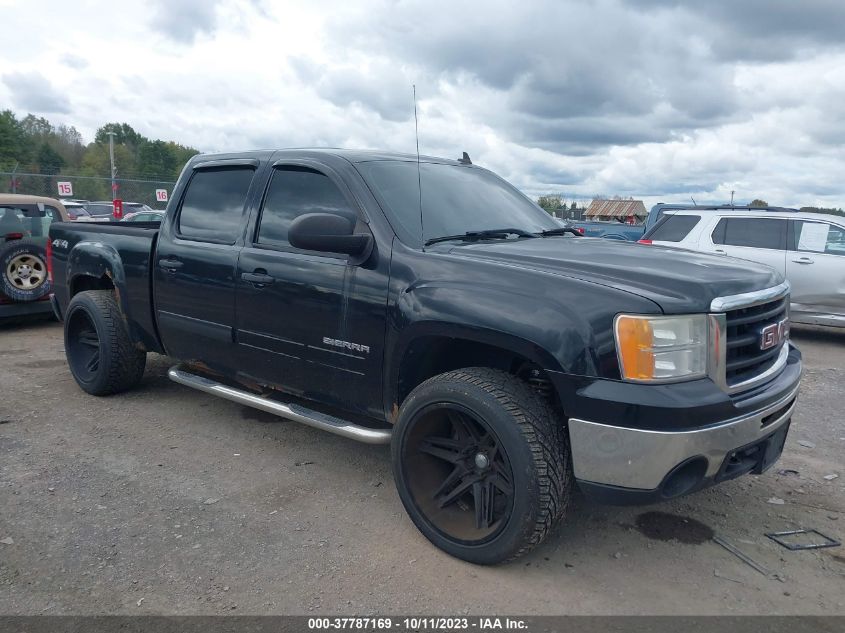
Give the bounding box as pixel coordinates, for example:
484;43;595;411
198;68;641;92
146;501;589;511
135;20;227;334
641;208;845;328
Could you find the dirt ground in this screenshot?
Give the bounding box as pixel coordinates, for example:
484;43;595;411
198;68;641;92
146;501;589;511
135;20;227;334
1;319;843;615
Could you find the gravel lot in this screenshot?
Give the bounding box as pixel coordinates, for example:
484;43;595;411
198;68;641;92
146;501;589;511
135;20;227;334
1;319;843;615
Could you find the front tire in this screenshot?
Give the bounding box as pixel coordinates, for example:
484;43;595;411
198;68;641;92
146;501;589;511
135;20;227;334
392;368;571;564
64;290;146;396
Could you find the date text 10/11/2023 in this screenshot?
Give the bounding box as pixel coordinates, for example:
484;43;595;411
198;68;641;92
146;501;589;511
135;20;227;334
307;617;529;630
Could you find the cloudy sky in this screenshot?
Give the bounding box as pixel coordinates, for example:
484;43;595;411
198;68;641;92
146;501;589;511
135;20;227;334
1;0;843;207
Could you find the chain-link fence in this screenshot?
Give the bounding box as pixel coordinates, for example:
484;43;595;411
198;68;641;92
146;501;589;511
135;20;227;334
1;171;175;209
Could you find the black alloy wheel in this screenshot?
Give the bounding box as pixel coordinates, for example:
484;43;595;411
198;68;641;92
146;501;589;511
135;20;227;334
392;368;570;564
401;403;515;542
66;307;101;381
63;290;146;396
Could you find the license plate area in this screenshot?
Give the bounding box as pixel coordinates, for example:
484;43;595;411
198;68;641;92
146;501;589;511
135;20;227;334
715;420;791;482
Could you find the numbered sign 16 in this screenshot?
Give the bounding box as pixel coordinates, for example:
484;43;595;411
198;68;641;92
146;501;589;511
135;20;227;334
58;181;73;197
156;189;168;203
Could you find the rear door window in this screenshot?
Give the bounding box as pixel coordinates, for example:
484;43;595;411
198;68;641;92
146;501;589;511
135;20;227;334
711;218;786;250
646;214;701;242
791;220;845;256
177;167;255;243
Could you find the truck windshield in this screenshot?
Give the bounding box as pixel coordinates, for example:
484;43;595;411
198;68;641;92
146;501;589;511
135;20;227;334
356;160;559;247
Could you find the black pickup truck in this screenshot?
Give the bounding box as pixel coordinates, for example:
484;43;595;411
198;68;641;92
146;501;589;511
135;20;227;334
49;149;802;564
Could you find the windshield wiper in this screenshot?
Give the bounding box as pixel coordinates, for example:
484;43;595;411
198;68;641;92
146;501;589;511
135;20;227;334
536;227;582;237
424;228;538;247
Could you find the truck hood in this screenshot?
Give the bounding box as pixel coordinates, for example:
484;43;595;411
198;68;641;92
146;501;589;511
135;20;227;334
448;237;783;313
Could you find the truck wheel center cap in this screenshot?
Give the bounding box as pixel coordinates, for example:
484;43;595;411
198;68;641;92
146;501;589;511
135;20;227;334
474;453;490;469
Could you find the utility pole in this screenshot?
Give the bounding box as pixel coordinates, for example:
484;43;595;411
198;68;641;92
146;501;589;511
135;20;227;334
107;130;117;200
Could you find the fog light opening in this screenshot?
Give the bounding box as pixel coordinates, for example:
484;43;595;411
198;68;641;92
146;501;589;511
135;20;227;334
661;457;708;499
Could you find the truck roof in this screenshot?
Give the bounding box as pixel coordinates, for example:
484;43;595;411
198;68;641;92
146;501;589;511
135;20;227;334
190;148;467;166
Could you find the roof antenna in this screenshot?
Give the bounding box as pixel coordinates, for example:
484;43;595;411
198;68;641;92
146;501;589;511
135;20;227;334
730;190;735;207
413;84;424;250
458;152;472;165
690;196;697;206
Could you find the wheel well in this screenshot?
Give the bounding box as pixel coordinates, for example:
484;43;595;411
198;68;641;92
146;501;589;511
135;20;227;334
397;336;556;407
70;274;114;297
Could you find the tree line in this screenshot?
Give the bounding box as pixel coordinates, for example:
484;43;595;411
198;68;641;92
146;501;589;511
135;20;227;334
0;110;199;201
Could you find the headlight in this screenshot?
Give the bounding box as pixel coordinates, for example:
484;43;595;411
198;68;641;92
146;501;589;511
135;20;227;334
614;314;708;382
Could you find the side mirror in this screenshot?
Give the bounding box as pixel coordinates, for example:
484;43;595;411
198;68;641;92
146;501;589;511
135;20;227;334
288;213;373;258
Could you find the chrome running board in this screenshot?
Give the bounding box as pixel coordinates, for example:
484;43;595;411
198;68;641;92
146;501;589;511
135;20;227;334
168;365;392;445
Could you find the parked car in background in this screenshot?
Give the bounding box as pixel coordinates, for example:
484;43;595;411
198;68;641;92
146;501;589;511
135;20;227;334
122;202;156;216
640;207;845;327
74;201;114;222
569;218;648;240
75;201;157;222
0;194;69;319
570;203;799;241
61;201;92;221
122;210;165;223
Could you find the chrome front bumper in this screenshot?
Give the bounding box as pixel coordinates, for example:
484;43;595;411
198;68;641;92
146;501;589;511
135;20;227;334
568;383;799;491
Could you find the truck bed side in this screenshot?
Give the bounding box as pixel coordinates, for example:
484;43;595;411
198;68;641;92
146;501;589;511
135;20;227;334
49;221;164;353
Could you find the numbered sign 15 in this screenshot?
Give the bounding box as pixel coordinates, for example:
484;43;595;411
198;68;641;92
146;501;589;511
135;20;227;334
58;181;73;196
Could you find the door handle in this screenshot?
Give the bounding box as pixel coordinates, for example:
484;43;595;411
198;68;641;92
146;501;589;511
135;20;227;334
791;257;814;264
241;271;275;286
158;258;183;270
714;249;726;254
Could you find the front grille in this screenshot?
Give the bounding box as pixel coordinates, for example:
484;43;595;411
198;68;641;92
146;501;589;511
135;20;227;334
724;296;788;388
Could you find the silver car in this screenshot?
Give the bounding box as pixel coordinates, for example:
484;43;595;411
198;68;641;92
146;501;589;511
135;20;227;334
641;209;845;327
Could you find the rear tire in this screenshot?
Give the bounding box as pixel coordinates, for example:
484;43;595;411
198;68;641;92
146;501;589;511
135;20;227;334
64;290;146;396
392;367;571;564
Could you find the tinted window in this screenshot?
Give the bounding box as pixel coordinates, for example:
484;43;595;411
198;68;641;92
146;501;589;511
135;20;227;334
257;167;355;248
178;168;254;243
87;204;114;216
356;161;558;246
0;206;28;235
65;204;88;217
37;206;60;236
647;214;701;242
0;205;57;237
129;213;161;222
711;218;784;250
793;220;845;256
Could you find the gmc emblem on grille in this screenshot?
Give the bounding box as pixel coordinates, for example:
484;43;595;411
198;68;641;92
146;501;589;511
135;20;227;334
760;318;789;350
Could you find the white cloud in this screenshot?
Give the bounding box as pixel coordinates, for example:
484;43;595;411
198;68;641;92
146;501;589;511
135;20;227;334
3;72;71;113
0;0;842;209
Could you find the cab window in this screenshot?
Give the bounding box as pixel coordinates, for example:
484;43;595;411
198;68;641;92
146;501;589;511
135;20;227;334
255;166;356;251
